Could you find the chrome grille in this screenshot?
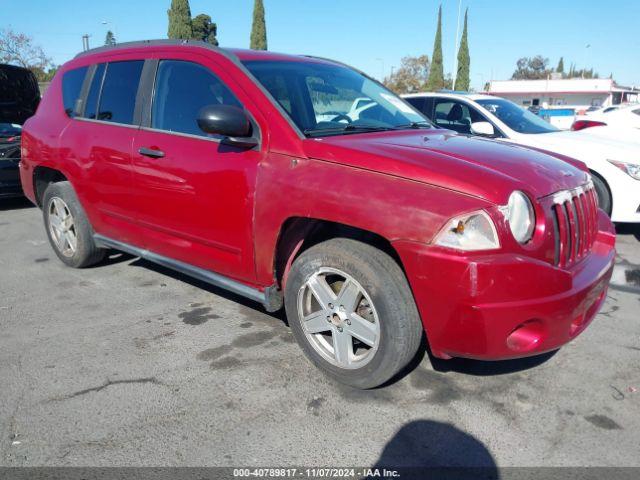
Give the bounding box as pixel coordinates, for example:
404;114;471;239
551;181;598;267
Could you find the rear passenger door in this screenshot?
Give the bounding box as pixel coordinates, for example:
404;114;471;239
130;56;262;282
61;60;145;244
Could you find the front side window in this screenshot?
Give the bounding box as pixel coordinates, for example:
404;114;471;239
476;98;558;134
151;60;242;137
96;60;144;125
431;99;486;134
62;66;88;117
244;60;429;137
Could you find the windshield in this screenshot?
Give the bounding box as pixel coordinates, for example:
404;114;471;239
476;98;559;134
243;60;430;137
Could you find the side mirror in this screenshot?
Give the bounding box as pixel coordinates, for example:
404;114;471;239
470;121;496;137
197;104;258;148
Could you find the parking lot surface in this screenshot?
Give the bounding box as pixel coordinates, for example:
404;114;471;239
1;198;639;468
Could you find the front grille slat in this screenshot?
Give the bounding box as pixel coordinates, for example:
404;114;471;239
550;182;597;268
565;199;577;264
554;203;568;267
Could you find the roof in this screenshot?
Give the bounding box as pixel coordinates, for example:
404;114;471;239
75;39;336;65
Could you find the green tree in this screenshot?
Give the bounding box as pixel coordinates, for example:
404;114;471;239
383;55;430;94
250;0;267;50
454;8;470;91
167;0;193;40
556;57;564;74
0;29;53;81
426;5;445;91
192;14;218;46
105;30;116;46
511;56;551;80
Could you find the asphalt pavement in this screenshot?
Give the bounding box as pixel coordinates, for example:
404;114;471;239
1;197;639;468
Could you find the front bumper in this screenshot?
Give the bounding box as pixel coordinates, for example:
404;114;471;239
395;211;616;360
0;158;23;198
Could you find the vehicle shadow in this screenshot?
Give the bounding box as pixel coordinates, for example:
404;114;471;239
120;254;554;382
427;349;558;376
366;419;498;479
382;336;557;388
127;257;288;325
0;197;34;211
615;223;640;241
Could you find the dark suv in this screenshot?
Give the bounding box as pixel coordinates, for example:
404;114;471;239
0;63;40;197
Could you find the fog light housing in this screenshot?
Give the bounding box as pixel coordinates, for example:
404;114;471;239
506;320;545;352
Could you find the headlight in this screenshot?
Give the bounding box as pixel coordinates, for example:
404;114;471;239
506;191;535;244
608;160;640;180
434;210;500;251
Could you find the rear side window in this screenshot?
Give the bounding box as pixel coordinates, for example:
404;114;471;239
96;60;144;125
151;60;242;137
62;66;88;117
84;63;105;120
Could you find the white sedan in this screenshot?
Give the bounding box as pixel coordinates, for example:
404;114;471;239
573;104;640;144
403;92;640;224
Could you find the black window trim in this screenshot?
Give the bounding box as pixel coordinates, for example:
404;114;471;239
138;58;262;148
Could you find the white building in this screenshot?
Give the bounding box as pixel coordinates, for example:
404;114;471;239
487;78;639;113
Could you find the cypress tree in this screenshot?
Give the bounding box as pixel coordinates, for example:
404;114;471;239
192;13;219;46
167;0;193;40
250;0;267;50
426;5;445;91
556;57;564;74
105;30;116;46
454;9;470;91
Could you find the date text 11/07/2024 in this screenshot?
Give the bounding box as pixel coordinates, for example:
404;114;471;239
232;468;400;478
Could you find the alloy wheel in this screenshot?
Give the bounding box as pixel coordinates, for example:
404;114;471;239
48;197;78;257
297;267;380;369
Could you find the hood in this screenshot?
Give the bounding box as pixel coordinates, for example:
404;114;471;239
518;130;640;165
0;64;40;125
303;130;588;204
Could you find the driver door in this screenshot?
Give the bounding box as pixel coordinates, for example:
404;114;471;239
130;56;262;282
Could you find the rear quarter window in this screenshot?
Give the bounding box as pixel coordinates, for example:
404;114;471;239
96;61;144;125
62;66;88;117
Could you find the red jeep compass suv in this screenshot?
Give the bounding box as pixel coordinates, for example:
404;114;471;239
20;40;615;388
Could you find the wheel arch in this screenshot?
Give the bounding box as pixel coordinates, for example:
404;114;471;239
589;168;613;212
32;166;69;207
273;217;405;291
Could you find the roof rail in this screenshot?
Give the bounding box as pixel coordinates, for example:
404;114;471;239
438;89;470;95
74;39;224;58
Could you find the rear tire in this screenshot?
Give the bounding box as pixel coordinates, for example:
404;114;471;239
284;238;422;389
591;173;612;217
42;181;105;268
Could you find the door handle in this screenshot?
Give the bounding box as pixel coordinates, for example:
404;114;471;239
138;147;165;158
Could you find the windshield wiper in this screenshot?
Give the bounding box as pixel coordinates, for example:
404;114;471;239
392;121;433;130
303;124;394;137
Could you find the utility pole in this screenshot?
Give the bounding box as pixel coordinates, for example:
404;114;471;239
82;34;90;51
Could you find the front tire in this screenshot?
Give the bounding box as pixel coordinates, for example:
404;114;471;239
284;238;422;389
42;181;105;268
591;173;612;217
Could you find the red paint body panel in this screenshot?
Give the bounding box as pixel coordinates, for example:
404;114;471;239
20;44;616;361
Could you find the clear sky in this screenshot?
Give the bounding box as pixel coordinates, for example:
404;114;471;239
4;0;639;89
